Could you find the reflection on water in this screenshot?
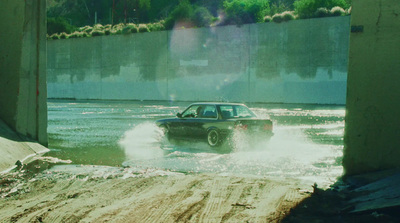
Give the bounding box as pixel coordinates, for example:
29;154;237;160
47;100;344;186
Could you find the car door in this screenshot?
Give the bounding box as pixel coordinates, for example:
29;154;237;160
176;105;202;137
167;118;186;136
190;105;218;138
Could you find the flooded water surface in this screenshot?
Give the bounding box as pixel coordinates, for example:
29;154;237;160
47;100;345;186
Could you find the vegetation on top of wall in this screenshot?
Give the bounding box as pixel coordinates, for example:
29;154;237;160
293;0;350;19
47;0;351;40
222;0;271;25
47;21;165;40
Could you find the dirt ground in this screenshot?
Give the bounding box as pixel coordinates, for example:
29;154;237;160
2;159;399;223
0;162;309;223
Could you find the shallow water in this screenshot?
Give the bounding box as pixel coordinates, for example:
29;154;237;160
47;100;345;186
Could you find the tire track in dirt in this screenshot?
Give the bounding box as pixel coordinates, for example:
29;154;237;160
199;177;246;222
0;174;308;223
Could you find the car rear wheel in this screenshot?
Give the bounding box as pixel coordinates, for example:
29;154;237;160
207;129;221;147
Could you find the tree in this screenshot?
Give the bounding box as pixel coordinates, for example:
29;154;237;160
191;0;224;16
269;0;295;15
112;0;152;24
222;0;270;25
193;6;214;27
47;17;77;35
164;0;195;29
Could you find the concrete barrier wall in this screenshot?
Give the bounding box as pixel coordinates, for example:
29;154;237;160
48;16;350;104
0;0;48;172
0;0;48;145
343;0;400;175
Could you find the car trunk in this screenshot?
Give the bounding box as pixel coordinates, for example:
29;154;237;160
234;119;273;132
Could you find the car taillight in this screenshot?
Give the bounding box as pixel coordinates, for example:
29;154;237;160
263;124;272;131
235;124;248;130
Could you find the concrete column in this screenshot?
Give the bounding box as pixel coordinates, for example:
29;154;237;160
0;0;47;146
343;0;400;175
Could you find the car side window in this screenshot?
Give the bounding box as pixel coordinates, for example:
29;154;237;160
220;105;255;118
220;106;233;119
181;105;217;119
202;105;217;119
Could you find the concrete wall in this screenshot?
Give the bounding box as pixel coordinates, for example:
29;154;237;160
48;16;350;105
0;0;48;145
343;0;400;175
0;0;48;171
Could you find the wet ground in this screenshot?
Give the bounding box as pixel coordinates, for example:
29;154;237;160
47;100;345;188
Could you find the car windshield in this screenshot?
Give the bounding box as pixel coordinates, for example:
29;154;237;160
219;105;256;119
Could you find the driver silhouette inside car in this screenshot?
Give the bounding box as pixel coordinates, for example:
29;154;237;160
195;106;204;118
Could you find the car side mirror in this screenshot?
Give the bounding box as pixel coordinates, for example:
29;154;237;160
177;113;182;118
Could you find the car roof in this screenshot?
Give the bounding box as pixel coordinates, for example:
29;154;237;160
190;102;247;106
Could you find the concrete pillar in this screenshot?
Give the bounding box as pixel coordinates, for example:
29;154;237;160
343;0;400;175
0;0;47;146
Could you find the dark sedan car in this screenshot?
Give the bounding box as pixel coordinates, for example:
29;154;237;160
156;103;273;147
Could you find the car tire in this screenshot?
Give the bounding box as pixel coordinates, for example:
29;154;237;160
207;129;221;147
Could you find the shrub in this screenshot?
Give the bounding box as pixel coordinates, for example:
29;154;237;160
93;24;104;30
223;0;270;25
47;17;76;35
314;7;330;18
148;22;165;32
59;32;68;39
122;24;137;34
346;6;352;15
263;16;272;22
68;31;84;39
272;13;284;23
193;7;214;27
138;24;150;33
294;0;349;19
330;6;345;16
113;29;123;35
281;11;296;21
81;32;90;38
164;0;194;30
270;2;292;16
91;30;105;37
49;33;60;40
79;25;92;33
104;28;112;35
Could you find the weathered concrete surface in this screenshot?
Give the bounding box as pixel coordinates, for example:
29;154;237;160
348;170;400;213
0;120;48;172
0;0;48;171
343;0;400;175
47;16;350;104
0;0;47;145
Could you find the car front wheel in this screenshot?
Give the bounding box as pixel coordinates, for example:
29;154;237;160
159;125;170;139
207;129;221;147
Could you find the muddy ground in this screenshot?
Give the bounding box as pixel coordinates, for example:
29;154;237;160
0;163;307;222
1;160;399;222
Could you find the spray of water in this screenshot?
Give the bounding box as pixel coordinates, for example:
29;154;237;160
118;123;165;160
119;122;343;186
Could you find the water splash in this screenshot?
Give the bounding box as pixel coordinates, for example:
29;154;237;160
120;123;342;187
118;123;165;160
